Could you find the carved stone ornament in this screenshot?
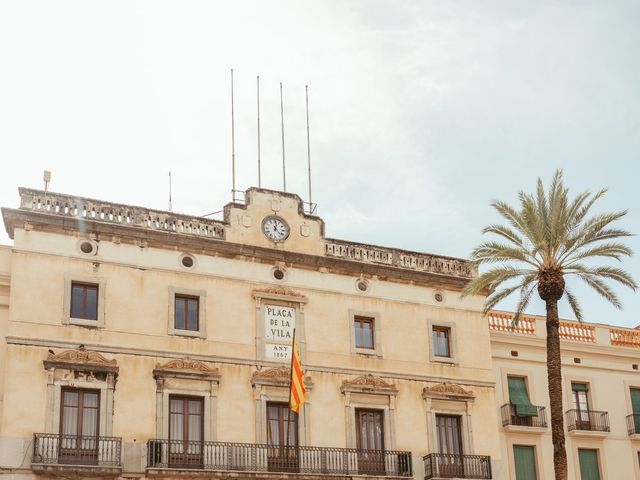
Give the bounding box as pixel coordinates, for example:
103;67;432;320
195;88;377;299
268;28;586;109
253;286;308;303
251;366;312;389
340;374;398;395
43;347;118;374
422;383;474;401
153;357;220;381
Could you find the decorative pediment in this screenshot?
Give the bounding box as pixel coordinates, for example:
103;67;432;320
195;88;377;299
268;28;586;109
153;357;220;381
43;347;118;374
253;286;308;303
251;366;312;389
422;383;474;401
340;374;398;395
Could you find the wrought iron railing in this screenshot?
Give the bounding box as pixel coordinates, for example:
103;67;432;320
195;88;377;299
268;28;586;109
566;409;610;432
32;433;122;467
423;453;492;479
500;404;547;428
627;414;640;435
147;439;412;476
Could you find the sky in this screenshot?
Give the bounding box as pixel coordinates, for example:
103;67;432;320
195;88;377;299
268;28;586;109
0;1;638;327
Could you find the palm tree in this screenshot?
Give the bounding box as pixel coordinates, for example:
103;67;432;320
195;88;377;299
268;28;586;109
463;170;636;480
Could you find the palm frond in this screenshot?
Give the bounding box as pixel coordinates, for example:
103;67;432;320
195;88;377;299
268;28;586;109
483;284;524;313
577;274;622;309
564;243;633;265
512;277;537;325
471;241;539;267
482;224;527;249
564;287;583;322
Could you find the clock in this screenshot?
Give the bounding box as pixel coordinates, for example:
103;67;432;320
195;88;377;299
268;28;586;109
262;216;290;242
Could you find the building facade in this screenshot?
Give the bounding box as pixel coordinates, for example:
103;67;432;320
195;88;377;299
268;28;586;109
489;311;640;480
0;187;501;479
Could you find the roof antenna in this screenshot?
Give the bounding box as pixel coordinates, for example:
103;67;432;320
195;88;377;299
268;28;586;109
168;171;173;212
43;170;51;194
280;82;286;192
231;68;236;201
305;85;313;214
257;75;262;188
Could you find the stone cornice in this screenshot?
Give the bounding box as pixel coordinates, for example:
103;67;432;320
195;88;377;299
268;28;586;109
253;286;308;303
422;382;474;402
43;347;118;374
251;366;312;390
340;374;398;395
153;357;220;381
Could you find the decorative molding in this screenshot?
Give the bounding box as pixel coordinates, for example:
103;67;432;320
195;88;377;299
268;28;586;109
43;347;118;373
253;286;308;303
340;374;398;395
153;357;219;381
423;383;474;401
251;366;312;389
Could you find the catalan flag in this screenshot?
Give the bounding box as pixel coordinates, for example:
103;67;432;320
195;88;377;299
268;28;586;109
289;330;306;413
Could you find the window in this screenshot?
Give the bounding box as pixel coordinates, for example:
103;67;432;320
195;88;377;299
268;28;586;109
427;320;458;364
356;409;385;475
631;388;640;433
508;376;538;424
168;396;203;468
434;415;464;477
168;287;206;338
70;282;98;320
175;295;199;331
59;388;100;465
354;316;375;349
432;326;451;357
572;383;591;429
266;402;298;472
349;310;382;356
513;445;537;480
578;449;601;480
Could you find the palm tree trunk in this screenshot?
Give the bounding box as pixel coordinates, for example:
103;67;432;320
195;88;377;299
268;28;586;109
546;300;568;480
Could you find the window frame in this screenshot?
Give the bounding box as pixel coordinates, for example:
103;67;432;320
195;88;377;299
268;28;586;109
174;294;200;332
63;275;106;328
168;287;207;338
512;444;538;480
432;326;451;358
354;316;375;350
427;319;458;364
349;310;382;357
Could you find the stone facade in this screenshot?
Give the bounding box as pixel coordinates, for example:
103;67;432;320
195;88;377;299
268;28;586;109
0;187;498;479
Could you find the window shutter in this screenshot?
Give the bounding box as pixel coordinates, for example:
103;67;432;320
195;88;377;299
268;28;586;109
578;449;600;480
631;389;640;432
571;383;588;392
508;377;538;417
513;445;537;480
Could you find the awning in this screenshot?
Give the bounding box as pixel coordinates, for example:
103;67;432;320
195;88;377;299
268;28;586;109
508;377;538;417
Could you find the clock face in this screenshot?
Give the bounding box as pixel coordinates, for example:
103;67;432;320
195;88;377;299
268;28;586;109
262;216;290;242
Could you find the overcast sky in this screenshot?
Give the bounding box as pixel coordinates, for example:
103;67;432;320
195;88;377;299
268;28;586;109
1;1;638;326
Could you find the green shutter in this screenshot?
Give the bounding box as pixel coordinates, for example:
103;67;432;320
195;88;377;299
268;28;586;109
578;449;600;480
631;389;640;432
508;377;538;417
513;445;537;480
572;383;589;392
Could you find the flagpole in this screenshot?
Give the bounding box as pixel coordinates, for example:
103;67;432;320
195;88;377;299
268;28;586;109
286;328;296;452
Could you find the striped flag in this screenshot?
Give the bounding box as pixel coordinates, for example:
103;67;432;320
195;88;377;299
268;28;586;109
289;331;306;413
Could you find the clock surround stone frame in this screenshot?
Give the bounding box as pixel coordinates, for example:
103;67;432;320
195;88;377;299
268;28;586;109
261;214;291;243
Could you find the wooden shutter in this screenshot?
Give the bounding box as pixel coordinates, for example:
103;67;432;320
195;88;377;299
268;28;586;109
578;449;600;480
513;445;537;480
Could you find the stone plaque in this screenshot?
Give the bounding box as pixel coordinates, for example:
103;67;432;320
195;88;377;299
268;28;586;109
264;305;295;362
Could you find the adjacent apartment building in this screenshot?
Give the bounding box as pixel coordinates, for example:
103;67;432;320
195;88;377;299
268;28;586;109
0;187;501;479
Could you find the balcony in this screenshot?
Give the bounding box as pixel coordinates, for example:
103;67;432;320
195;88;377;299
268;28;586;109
566;409;610;435
500;404;547;431
627;414;640;437
423;454;492;479
32;433;122;476
147;439;413;477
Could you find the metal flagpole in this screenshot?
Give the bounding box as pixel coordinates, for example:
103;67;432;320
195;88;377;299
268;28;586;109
257;76;262;188
231;68;236;200
168;171;172;212
280;82;286;192
305;85;312;211
286;328;296;453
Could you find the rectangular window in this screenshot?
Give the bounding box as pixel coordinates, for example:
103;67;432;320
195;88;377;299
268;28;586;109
631;388;640;433
508;376;538;419
578;449;601;480
266;402;298;473
355;409;385;475
572;383;591;429
513;445;537;480
168;395;203;468
59;388;100;465
432;326;451;357
435;415;463;477
174;295;199;331
354;316;375;349
70;282;98;320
